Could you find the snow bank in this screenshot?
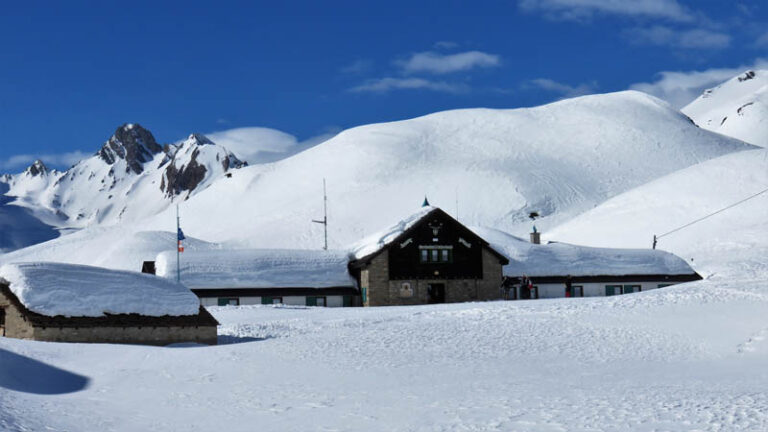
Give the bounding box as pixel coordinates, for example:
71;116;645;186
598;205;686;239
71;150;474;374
471;226;695;277
0;262;200;317
155;249;355;289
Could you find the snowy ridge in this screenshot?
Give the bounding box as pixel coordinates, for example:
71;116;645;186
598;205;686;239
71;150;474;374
683;70;768;147
155;249;355;289
0;124;246;252
470;226;696;277
0;262;200;317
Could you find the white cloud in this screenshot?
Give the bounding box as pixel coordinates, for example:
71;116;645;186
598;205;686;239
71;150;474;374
527;78;598;98
398;51;500;75
519;0;695;22
349;77;467;94
625;25;731;49
206;127;337;164
1;151;90;172
629;58;768;108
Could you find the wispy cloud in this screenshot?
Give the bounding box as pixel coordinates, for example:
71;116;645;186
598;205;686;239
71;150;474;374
518;0;695;23
756;32;768;47
629;58;768;108
527;78;598;98
625;25;730;49
349;77;467;94
1;151;90;172
341;59;373;74
398;51;500;75
433;41;459;50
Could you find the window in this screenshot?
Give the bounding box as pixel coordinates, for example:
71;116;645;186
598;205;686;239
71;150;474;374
623;285;641;294
306;296;326;307
0;307;4;336
218;297;239;306
261;296;283;305
605;285;622;296
569;285;584;297
419;246;453;263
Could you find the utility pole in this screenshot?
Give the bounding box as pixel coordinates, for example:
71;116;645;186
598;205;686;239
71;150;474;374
312;178;328;250
176;204;181;282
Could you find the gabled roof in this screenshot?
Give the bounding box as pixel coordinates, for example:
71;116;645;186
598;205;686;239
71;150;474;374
349;206;509;266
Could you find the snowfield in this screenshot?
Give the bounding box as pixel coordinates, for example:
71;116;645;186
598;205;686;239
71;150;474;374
2;274;768;431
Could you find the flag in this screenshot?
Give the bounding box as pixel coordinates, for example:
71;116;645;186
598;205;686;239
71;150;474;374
177;228;185;253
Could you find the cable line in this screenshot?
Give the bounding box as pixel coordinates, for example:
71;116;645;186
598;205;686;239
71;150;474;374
653;185;768;248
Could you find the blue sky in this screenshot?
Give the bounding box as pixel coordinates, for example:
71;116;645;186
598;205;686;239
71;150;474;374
1;0;767;170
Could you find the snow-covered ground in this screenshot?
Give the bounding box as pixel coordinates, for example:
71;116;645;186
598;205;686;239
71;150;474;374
2;273;768;431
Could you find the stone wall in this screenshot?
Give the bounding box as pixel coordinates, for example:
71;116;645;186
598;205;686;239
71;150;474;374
31;324;218;346
478;248;504;300
363;246;504;307
0;291;34;339
362;252;391;306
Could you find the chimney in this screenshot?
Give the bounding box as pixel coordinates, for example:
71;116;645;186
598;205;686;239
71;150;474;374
530;225;540;244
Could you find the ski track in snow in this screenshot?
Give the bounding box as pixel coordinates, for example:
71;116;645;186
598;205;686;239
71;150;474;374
2;276;768;431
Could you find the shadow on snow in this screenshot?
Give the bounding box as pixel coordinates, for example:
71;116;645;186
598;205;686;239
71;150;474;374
0;347;90;395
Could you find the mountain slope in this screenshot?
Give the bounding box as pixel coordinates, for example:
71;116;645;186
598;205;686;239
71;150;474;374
140;90;753;249
546;148;768;278
1;90;755;270
683;70;768;147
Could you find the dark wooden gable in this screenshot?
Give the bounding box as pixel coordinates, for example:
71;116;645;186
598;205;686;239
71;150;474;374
384;208;507;280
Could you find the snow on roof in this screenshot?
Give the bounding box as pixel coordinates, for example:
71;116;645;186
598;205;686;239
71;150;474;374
470;226;696;277
0;262;201;318
351;206;438;259
155;249;356;289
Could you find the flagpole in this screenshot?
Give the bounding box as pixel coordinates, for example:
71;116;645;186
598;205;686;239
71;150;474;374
176;204;180;283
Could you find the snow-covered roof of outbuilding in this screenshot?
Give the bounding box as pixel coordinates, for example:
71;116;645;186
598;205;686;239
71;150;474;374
0;262;201;317
471;227;697;277
155;249;356;289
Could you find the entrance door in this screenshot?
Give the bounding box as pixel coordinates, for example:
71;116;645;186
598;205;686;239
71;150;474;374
427;283;446;304
0;307;5;337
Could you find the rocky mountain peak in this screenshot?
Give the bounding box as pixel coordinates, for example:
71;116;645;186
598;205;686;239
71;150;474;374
186;133;215;146
25;159;49;177
97;123;163;174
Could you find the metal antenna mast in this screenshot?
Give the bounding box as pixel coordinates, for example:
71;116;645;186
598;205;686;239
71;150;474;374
312;178;328;250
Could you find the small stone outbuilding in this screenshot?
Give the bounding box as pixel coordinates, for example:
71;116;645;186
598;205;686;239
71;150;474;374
349;206;509;306
0;262;218;345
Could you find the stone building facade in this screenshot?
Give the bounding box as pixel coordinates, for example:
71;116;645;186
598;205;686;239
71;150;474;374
0;284;218;345
350;207;508;307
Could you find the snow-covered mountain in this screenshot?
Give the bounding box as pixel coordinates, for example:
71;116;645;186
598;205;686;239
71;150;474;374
0;124;245;251
683;70;768;147
0;90;755;270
